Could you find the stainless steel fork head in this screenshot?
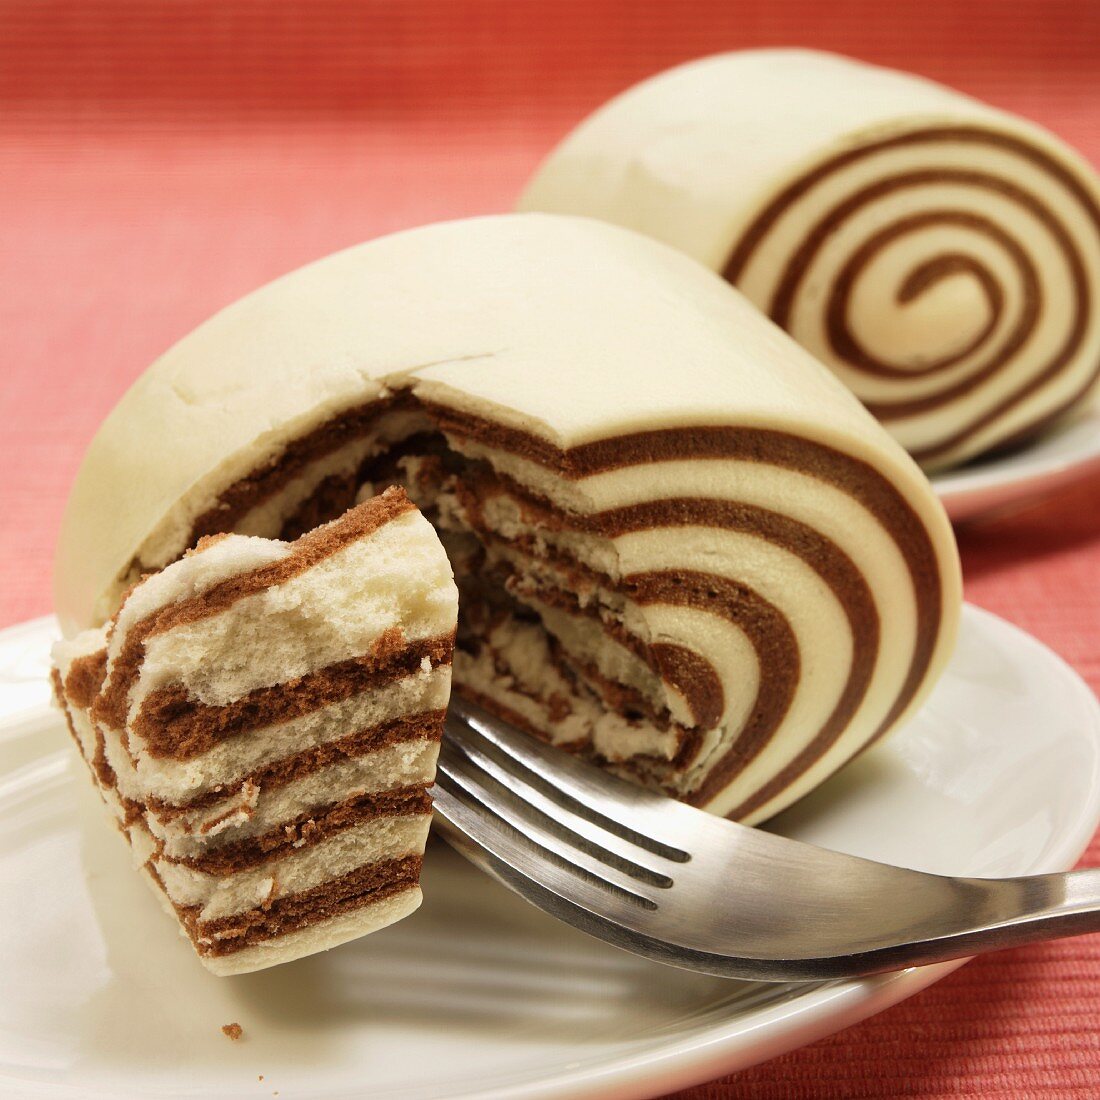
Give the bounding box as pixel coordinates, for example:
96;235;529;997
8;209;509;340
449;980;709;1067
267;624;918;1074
433;697;1100;982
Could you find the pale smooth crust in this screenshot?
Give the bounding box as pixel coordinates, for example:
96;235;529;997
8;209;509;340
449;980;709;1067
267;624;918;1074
54;213;954;635
518;49;1074;270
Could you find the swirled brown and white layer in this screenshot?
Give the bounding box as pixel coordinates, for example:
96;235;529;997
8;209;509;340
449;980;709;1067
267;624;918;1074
428;407;946;822
519;51;1100;469
96;392;948;826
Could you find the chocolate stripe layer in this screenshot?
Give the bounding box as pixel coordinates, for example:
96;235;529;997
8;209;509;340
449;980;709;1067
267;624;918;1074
63;648;108;710
51;668;86;755
647;644;723;730
148;709;446;816
131;633;454;759
623;571;799;801
188;396;402;542
173;855;423;956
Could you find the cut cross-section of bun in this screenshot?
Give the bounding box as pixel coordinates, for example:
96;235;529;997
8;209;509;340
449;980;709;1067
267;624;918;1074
518;50;1100;471
51;488;458;975
54;213;961;839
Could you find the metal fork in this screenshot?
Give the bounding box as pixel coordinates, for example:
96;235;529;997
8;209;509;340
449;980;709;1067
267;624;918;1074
433;697;1100;982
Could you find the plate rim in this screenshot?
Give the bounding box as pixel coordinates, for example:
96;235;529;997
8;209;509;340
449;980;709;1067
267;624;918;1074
1;605;1099;1100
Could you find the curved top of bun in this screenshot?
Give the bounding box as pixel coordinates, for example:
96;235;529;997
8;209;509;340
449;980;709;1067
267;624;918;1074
54;212;949;634
516;49;1093;271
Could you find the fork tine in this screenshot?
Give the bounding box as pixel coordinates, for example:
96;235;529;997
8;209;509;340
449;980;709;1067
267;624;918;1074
433;745;800;981
437;736;664;907
448;696;692;863
434;745;661;921
430;776;701;971
444;712;680;886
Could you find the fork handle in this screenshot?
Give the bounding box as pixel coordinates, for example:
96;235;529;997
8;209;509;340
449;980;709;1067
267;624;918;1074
826;867;1100;978
985;866;1100;945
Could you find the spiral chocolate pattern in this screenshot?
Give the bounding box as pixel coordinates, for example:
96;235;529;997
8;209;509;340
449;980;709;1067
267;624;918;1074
429;410;945;822
158;394;949;824
722;128;1100;467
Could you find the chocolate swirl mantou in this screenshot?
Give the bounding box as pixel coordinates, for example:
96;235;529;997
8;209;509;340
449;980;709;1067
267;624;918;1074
518;50;1100;469
55;214;961;824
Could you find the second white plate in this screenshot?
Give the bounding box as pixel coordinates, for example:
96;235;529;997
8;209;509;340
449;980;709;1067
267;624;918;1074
1;605;1099;1099
933;402;1100;523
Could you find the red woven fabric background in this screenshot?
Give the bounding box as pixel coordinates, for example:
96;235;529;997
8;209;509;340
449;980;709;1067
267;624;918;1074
2;2;1099;1096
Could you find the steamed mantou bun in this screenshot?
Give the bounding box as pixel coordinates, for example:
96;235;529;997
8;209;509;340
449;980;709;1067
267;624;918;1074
55;213;960;823
519;50;1100;470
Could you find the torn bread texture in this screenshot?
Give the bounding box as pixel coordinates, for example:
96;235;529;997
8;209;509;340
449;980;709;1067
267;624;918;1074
52;488;457;975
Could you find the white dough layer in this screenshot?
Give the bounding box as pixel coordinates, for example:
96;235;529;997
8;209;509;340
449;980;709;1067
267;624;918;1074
154;814;431;922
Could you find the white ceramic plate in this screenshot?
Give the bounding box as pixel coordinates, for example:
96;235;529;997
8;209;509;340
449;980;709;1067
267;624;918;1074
933;402;1100;524
2;607;1099;1100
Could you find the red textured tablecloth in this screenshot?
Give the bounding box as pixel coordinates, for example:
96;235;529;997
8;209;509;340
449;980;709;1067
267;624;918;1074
2;3;1099;1096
